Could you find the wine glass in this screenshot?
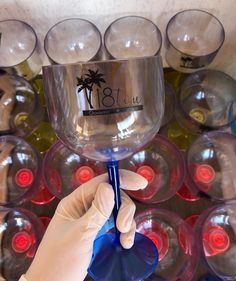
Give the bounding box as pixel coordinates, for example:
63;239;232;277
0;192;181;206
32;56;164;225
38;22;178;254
44;18;102;64
195;203;236;280
176;69;236;133
43;55;164;280
136;208;199;281
104;16;162;59
165;9;225;73
43;140;106;199
0;135;41;206
0;207;44;280
0;19;42;80
0;71;44;137
119;134;185;203
186;131;236;201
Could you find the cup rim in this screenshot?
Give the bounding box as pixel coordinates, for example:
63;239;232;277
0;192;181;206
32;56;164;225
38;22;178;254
0;19;38;68
44;18;102;64
166;9;225;58
42;54;162;71
104;15;162;59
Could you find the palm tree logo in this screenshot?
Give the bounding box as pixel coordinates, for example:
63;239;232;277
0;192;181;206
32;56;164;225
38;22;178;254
180;56;193;68
77;69;106;109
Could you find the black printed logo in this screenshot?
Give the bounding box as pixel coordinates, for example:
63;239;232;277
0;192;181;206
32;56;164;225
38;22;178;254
77;69;143;116
180;56;205;69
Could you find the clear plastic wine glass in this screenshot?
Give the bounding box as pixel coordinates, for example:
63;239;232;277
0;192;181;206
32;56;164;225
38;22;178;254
119;134;185;203
43;56;164;280
195;203;236;280
0;207;44;280
136;208;199;281
186;131;236;201
165;9;225;73
0;19;42;80
0;135;41;206
104;16;162;59
43;140;106;199
0;71;44;137
44;18;102;64
176;69;236;133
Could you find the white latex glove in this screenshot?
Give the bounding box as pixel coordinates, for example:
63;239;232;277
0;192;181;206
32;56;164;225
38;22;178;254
20;169;147;281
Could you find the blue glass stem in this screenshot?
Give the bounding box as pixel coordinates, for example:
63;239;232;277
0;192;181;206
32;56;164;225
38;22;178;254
106;161;121;243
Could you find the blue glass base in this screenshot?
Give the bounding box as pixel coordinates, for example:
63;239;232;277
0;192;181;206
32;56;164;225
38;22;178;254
88;232;158;281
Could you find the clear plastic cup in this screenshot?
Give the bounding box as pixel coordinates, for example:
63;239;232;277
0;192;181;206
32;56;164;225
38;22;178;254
120;134;185;203
0;19;42;80
186;131;236;201
136;208;199;281
195;204;236;280
161;81;176;127
165;9;225;73
44;18;102;64
43;141;106;199
0;207;44;280
0;71;44;137
104;16;162;59
176;70;236;133
0;135;41;206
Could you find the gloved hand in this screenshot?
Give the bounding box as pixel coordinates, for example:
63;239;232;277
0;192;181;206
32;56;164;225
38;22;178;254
20;169;148;281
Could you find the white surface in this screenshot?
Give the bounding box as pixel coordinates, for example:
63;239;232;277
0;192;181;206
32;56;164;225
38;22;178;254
0;0;236;78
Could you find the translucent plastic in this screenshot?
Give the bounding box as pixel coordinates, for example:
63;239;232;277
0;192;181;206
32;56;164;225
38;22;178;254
43;56;164;162
165;9;225;73
187;131;236;201
31;179;55;205
26;121;57;155
177;181;200;202
104;16;162;59
0;207;44;280
89;232;158;281
161;81;176;127
136;208;199;281
43;141;106;199
0;71;44;137
160;118;198;152
44;18;102;64
120;134;185;203
0;20;42;80
43;56;164;280
0;135;41;206
177;70;236;133
195;204;236;280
